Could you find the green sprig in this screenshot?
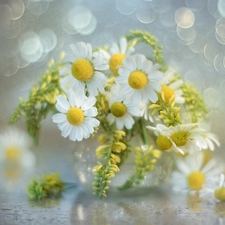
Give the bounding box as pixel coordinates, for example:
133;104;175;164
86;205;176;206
149;94;181;126
119;145;161;190
181;83;208;123
9;53;66;144
27;173;65;200
93;130;128;199
126;30;167;71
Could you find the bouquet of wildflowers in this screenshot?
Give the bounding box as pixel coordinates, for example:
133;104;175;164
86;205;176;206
10;30;222;200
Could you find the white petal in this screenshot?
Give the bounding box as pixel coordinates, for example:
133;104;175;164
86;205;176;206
52;113;67;123
56;95;70;112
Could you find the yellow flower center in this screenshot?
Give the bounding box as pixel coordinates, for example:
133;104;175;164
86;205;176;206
109;53;126;75
187;171;205;190
214;187;225;201
161;85;175;104
71;58;94;81
128;70;148;89
171;130;189;146
6;147;21;161
110;102;127;117
156;135;172;150
67;107;84;125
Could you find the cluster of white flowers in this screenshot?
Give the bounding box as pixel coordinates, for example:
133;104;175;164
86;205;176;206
51;36;223;201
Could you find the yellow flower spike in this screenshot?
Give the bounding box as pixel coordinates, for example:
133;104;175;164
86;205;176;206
98;134;109;144
152;150;161;158
164;119;171;124
151;108;159;115
112;142;126;153
149;104;161;109
160;85;175;105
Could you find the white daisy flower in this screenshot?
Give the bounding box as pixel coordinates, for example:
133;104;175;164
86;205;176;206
115;54;163;104
200;174;225;202
171;152;221;194
52;90;100;141
160;68;185;104
106;85;141;130
147;123;209;154
0;127;35;168
60;42;108;96
101;37;134;76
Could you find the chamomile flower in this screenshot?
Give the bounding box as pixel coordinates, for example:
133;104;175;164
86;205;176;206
0;127;35;167
60;42;108;96
171;152;221;193
115;54;163;104
101;37;134;76
52;90;100;141
200;174;225;202
147;123;209;154
160;68;185;104
106;86;141;129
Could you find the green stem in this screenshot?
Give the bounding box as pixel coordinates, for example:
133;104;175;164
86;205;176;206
140;118;149;146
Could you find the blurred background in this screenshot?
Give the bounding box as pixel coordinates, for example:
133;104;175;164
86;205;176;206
0;0;225;155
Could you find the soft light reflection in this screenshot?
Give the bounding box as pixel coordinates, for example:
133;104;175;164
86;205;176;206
136;6;156;24
20;32;43;63
175;7;195;28
204;88;221;108
7;0;25;20
63;5;97;35
218;0;225;18
77;204;84;221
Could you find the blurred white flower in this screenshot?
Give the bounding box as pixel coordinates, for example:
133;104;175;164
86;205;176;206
0;127;35;168
171;152;222;194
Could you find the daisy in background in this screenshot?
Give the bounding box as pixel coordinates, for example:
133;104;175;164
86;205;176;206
60;42;108;96
200;174;225;202
0;126;35;168
170;152;222;194
106;85;141;130
100;37;134;76
52;89;100;141
0;126;35;184
116;54;163;104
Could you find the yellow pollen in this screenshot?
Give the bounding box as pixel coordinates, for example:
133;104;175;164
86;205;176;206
110;102;127;117
214;187;225;201
6;147;21;161
187;171;205;190
109;53;126;75
128;70;148;89
156;135;172;150
67;107;84;125
71;58;94;81
171;130;189;146
161;85;175;104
